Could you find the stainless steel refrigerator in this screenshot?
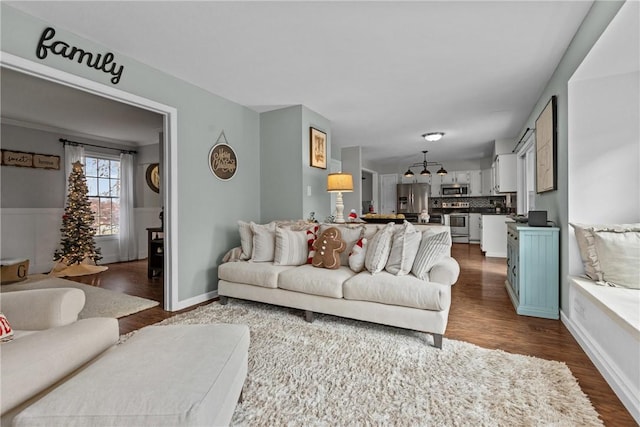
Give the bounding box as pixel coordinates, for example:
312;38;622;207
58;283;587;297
396;183;430;214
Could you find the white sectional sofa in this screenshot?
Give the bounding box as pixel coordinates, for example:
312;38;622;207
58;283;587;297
2;287;250;426
218;222;460;348
0;288;119;424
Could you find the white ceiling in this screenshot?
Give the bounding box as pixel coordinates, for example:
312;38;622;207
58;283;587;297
1;68;163;146
4;1;594;167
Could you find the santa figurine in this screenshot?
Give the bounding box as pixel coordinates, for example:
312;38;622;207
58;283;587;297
348;209;358;221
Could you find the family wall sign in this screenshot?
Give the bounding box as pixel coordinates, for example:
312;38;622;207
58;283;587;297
36;27;124;85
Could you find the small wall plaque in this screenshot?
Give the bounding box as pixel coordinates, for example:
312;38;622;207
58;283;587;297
1;149;60;170
209;131;237;181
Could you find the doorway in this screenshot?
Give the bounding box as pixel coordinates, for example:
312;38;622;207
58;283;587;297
0;52;179;310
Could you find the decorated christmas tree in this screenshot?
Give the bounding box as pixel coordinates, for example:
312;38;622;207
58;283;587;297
54;161;103;266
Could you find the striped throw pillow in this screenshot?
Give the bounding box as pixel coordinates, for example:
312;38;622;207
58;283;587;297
274;227;309;266
306;225;319;264
411;231;450;281
0;313;14;342
365;222;395;274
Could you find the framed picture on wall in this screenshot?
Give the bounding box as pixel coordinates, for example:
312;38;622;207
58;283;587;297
535;96;557;193
145;163;160;193
310;127;327;169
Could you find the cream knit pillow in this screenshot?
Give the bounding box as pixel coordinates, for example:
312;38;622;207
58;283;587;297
593;229;640;288
250;222;277;262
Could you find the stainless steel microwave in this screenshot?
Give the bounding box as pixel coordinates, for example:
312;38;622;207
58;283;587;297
441;183;469;197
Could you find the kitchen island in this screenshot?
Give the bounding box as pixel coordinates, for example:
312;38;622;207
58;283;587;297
481;215;510;257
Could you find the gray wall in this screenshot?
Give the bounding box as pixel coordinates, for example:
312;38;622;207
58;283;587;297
1;124;65;208
341;146;362;216
260;105;331;223
260;106;303;222
0;123;151;208
1;4;261;302
301;106;331;222
510;0;625;310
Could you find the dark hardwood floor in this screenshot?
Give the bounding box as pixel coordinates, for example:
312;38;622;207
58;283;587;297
68;246;636;426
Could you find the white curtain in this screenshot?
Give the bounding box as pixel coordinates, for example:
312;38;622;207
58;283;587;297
119;152;137;261
64;144;84;203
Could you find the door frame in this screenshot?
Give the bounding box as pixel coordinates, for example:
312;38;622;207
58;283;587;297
1;52;180;311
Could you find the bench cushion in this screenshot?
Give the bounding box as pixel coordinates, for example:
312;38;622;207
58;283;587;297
1;318;118;415
218;261;293;288
13;324;250;427
278;264;355;298
343;271;451;311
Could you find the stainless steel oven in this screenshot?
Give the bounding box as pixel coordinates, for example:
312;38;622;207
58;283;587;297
444;213;469;243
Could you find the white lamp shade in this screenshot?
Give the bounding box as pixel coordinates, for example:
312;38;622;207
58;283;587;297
327;173;353;192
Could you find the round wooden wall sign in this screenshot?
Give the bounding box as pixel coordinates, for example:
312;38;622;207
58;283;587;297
209;143;237;181
145;163;160;193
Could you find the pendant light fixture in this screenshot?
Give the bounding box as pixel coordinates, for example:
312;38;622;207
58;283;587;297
403;150;447;178
422;132;445;142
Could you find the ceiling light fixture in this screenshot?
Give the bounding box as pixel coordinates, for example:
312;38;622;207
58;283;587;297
403;150;447;178
422;132;445;142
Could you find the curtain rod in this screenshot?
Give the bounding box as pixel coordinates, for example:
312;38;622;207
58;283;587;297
59;138;137;154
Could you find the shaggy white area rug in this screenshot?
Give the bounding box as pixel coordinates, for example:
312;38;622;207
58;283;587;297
156;299;603;426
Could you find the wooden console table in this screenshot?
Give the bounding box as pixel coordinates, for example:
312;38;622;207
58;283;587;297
147;227;164;278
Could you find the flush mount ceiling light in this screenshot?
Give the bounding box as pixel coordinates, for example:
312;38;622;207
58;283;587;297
422;132;445;142
403;150;447;178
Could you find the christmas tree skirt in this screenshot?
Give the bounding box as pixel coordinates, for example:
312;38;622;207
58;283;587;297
50;259;108;277
49;258;109;277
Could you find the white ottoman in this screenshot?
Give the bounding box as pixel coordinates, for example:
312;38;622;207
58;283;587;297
14;324;250;427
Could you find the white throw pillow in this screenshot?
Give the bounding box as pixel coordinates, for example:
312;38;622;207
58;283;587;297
592;229;640;289
386;221;422;276
348;237;368;273
238;220;253;260
274;227;309;266
320;224;364;266
571;223;640;281
364;223;395;274
250;222;277;262
411;231;450;281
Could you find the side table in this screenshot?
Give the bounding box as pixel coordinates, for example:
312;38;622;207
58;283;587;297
147;227;164;278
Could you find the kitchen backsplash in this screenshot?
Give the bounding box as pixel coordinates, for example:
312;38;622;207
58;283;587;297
432;196;507;208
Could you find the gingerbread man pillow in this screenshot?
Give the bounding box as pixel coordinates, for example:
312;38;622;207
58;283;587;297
312;227;346;269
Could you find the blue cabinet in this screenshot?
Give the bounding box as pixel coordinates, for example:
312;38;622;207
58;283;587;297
506;223;559;319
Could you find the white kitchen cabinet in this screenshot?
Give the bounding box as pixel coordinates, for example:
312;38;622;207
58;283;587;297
469;170;482;196
469;213;481;243
481;168;492;196
481;215;508;257
429;174;441;197
441;171;469;185
493;154;516;193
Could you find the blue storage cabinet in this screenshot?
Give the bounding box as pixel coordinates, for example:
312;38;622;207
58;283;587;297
505;223;559;319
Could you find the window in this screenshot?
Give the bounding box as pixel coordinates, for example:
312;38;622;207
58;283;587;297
85;155;120;236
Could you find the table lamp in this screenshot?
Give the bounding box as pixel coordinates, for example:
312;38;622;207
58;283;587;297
327;172;354;223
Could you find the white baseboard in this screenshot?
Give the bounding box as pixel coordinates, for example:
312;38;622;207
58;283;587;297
171;290;218;312
484;251;506;258
561;310;640;424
